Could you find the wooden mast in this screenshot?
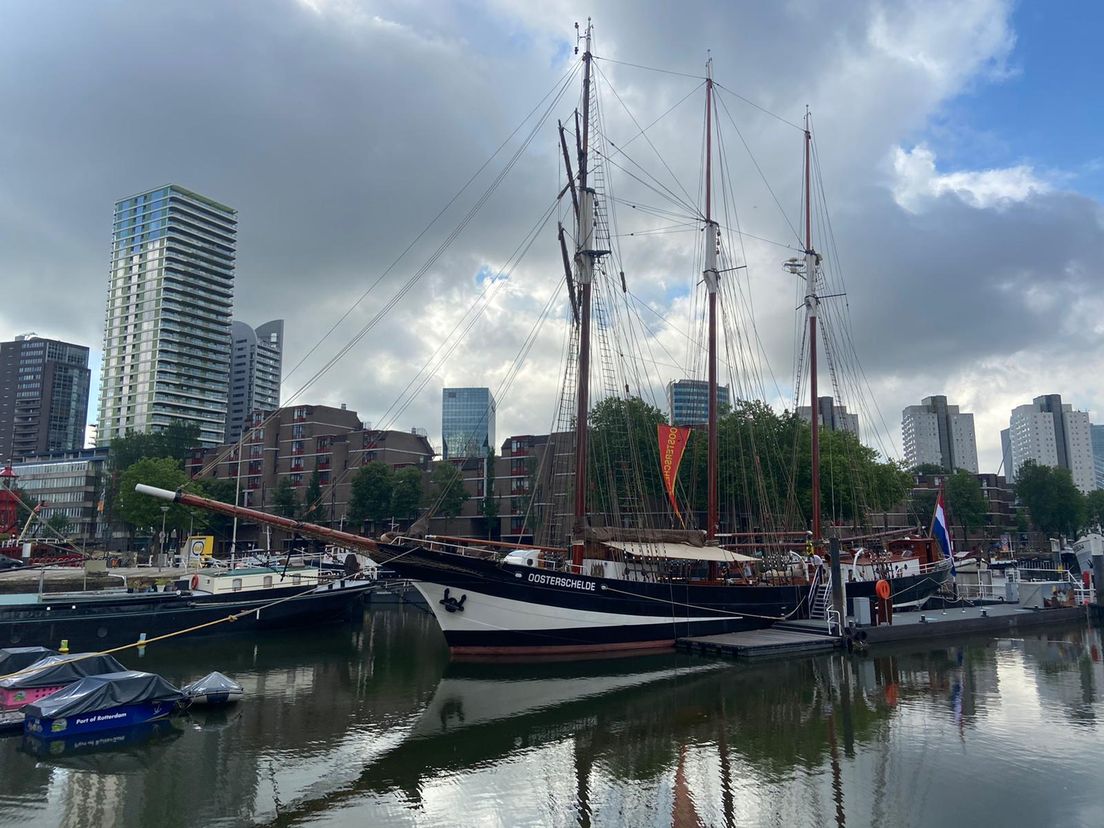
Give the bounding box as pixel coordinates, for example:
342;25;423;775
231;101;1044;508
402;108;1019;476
572;20;596;566
704;58;719;540
804;110;822;544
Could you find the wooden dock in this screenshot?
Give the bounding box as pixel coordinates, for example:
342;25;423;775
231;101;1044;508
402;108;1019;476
677;627;840;659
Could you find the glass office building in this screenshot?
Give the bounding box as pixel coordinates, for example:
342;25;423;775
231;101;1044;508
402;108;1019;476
442;387;496;459
666;379;731;427
0;335;90;460
97;185;236;447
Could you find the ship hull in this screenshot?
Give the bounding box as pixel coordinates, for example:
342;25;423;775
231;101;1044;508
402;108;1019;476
0;581;372;651
379;544;809;655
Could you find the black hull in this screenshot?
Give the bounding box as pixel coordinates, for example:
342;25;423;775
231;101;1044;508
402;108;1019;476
379;544;810;655
846;565;953;608
0;583;373;652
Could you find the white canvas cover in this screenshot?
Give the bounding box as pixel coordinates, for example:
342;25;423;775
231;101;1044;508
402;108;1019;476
605;541;760;563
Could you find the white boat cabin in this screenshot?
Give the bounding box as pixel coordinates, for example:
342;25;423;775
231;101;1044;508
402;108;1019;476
184;567;322;596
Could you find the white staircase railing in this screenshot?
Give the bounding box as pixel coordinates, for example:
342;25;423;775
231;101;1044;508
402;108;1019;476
810;569;832;620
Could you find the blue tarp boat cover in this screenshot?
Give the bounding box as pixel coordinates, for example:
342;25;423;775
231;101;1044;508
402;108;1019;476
25;671;184;720
182;672;242;697
0;653;127;690
0;647;57;675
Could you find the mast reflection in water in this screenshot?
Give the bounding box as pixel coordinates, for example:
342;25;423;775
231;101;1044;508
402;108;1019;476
2;608;1104;827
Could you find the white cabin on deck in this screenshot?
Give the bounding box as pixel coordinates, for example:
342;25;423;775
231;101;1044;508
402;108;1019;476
184;567;323;595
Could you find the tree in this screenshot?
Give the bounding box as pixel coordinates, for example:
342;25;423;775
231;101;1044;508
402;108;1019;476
946;470;988;542
271;477;299;520
41;513;73;538
302;470;325;524
192;477;237;537
104;421;203;535
348;462;394;529
908;488;938;527
588;396;667;518
109;421;201;471
115;458;190;533
430;462;469;518
391;467;424;522
1015;461;1084;538
1084;490;1104;532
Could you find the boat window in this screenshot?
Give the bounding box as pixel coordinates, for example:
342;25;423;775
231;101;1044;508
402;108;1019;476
232;578;243;592
264;576;273;589
292;574;302;585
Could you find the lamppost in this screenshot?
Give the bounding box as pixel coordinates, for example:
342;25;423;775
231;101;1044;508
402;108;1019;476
159;505;169;572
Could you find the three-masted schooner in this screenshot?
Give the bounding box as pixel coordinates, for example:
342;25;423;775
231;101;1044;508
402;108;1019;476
138;22;951;656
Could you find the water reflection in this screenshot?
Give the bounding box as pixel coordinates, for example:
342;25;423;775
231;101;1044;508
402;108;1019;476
1;609;1103;826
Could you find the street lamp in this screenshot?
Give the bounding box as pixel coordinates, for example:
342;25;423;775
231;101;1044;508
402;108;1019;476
159;505;169;572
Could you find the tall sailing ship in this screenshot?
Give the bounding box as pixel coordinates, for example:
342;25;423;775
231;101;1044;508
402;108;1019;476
138;22;952;656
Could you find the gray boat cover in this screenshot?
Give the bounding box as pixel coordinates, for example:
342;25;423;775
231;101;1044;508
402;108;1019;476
25;671;184;719
0;647;57;675
182;671;242;697
0;653;127;690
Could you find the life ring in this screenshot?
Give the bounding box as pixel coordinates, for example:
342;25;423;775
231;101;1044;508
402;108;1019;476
190;575;200;590
875;579;891;601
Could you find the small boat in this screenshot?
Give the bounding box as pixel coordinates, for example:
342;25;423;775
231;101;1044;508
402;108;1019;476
182;671;243;706
0;646;56;675
20;717;183;768
0;564;374;651
23;670;187;738
0;652;126;711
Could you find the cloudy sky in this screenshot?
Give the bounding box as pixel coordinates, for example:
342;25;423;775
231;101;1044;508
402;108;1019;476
1;0;1102;473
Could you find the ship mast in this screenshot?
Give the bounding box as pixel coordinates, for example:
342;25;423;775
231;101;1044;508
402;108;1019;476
703;58;719;540
803;110;822;544
572;20;599;563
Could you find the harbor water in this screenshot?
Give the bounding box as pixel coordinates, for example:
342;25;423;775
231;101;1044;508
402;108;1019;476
2;606;1104;826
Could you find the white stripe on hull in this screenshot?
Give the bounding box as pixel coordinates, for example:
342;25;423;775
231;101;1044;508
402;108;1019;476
411;581;739;634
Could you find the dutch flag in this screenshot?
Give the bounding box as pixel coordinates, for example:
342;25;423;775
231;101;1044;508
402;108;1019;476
932;490;956;576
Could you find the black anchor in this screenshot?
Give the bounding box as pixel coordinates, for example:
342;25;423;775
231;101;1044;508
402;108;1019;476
439;588;467;613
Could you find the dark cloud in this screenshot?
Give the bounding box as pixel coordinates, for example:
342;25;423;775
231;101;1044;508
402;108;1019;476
0;0;1096;472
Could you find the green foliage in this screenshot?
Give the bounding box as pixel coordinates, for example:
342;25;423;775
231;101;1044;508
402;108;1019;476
1015;461;1085;538
115;458;190;531
430;462;469;518
1085;490;1104;532
909;488;938;526
41;513;73;538
110;421;201;470
674;400;909;530
104;421;203;535
302;469;325;524
348;462;394;528
192;477;237;536
391;467;424;521
946;470;988;535
587;396;667;516
271;477;299;520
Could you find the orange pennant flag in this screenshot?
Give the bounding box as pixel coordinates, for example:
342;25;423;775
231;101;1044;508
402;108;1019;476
657;425;692;516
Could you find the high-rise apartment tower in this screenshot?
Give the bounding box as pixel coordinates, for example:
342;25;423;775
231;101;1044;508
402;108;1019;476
1005;394;1095;493
225;320;283;443
97;185;236;447
0;335;90;461
901;395;978;473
